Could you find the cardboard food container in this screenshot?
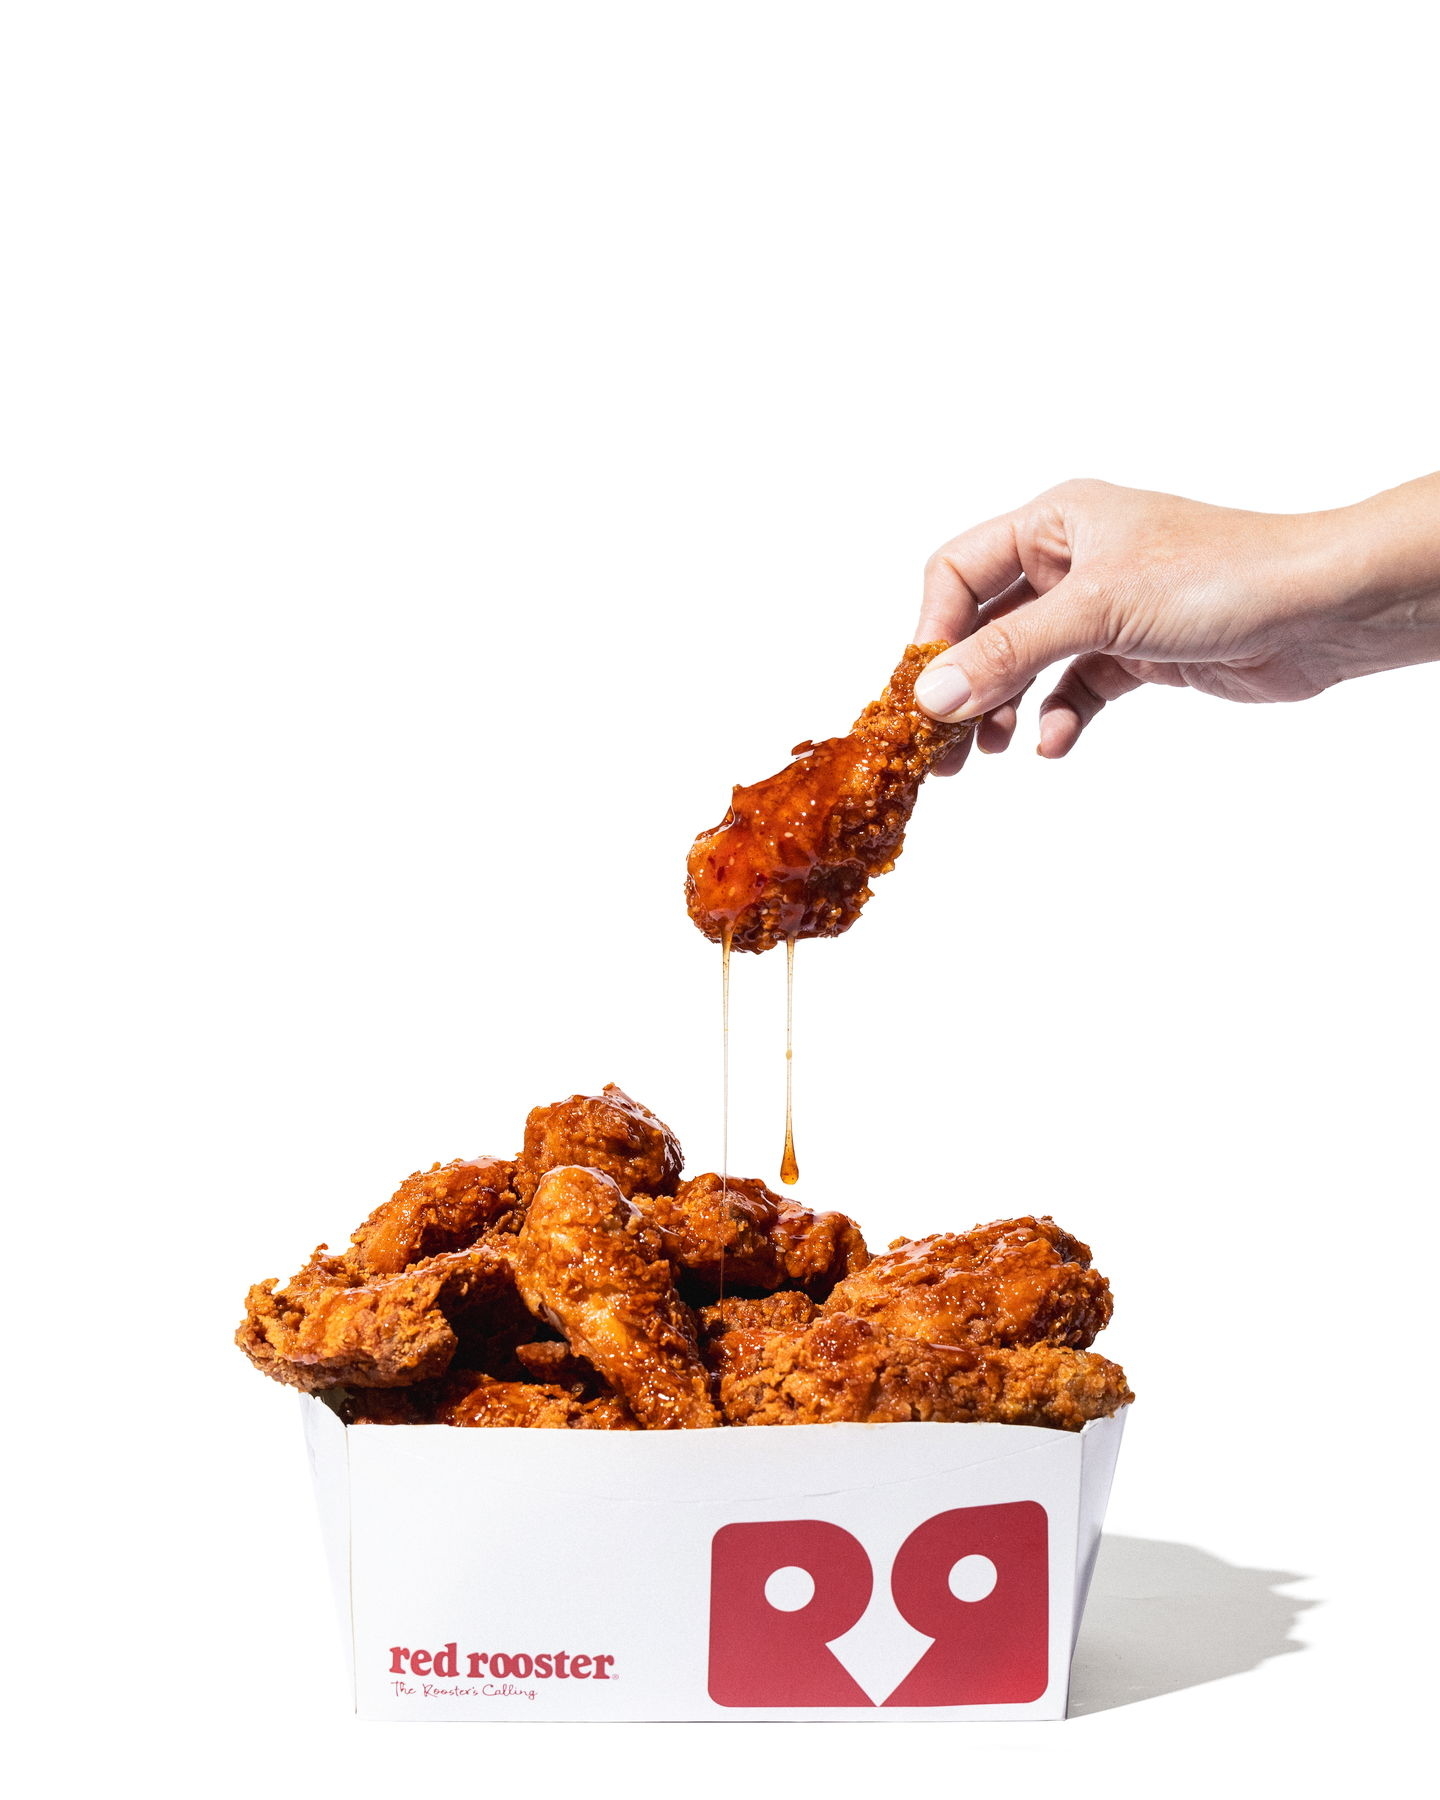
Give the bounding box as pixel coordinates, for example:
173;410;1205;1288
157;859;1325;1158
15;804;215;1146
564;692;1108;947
303;1394;1124;1721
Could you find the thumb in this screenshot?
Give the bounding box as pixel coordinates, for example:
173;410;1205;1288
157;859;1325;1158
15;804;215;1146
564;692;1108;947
913;577;1107;721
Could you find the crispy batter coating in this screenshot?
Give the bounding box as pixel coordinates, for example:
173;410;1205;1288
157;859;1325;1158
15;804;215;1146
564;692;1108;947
635;1173;869;1299
511;1165;718;1429
236;1241;513;1393
923;1214;1096;1269
977;1342;1133;1429
435;1374;637;1430
823;1216;1113;1350
514;1084;683;1203
717;1312;1132;1429
686;643;973;953
698;1290;820;1389
698;1291;821;1339
344;1156;518;1277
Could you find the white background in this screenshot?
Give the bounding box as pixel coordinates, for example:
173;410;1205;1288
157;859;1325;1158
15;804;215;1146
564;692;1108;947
4;2;1437;1794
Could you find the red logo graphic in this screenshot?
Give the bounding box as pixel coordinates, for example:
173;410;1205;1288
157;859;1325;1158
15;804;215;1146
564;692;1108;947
708;1502;1048;1708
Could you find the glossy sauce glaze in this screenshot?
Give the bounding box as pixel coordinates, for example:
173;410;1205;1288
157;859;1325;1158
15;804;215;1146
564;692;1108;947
684;643;969;955
687;735;875;949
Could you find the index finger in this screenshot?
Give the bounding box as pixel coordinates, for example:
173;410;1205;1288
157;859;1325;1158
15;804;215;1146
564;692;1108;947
914;512;1024;645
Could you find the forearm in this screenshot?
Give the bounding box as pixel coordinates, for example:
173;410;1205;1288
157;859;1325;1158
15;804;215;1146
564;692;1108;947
1310;474;1440;678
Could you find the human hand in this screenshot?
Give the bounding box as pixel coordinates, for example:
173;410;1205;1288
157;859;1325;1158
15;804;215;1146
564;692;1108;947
913;474;1440;763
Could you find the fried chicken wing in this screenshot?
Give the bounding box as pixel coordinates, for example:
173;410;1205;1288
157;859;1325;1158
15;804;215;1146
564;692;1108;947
635;1173;869;1299
511;1165;718;1429
514;1084;683;1203
823;1216;1113;1350
344;1155;518;1277
717;1312;1132;1430
686;643;972;953
236;1240;514;1393
435;1374;637;1430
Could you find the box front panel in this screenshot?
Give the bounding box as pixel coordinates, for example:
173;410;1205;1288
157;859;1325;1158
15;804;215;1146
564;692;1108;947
331;1419;1111;1722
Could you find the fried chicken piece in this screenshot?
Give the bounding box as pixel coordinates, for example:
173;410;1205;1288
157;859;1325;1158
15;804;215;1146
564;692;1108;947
717;1312;1132;1430
236;1240;513;1393
698;1290;819;1386
511;1165;718;1429
823;1216;1113;1350
249;1152;519;1344
514;1084;683;1203
972;1341;1134;1430
686;643;973;953
435;1374;637;1430
513;1338;605;1396
635;1173;869;1299
344;1155;518;1277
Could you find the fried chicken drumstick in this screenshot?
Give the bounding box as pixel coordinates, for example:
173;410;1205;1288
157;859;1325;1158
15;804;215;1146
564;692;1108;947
237;1084;1132;1433
685;643;972;953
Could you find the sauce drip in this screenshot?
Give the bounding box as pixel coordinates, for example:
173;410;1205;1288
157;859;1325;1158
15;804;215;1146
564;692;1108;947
719;923;732;1298
720;922;732;1185
779;934;799;1185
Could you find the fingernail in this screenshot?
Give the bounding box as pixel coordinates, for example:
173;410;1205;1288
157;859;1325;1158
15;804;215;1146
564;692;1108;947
914;664;973;720
1037;711;1066;758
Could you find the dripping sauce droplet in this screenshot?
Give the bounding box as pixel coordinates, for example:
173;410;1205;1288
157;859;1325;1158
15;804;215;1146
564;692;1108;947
780;934;799;1185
